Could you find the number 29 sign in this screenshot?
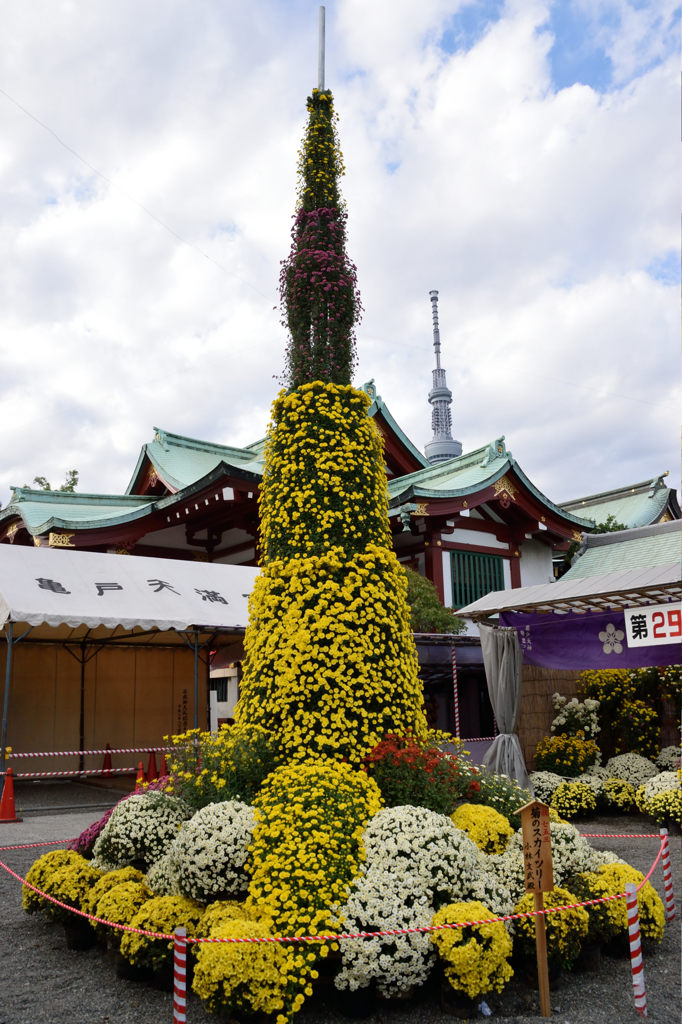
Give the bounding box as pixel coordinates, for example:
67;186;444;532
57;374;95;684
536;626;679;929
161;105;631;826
624;602;682;648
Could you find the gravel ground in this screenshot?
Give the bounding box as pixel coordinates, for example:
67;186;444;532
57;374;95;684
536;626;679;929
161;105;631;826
0;783;679;1024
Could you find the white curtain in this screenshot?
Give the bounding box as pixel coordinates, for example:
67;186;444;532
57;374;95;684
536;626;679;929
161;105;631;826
479;623;532;792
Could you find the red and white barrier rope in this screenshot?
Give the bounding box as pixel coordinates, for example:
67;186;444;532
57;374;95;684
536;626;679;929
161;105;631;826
659;828;676;922
173;927;187;1024
0;830;672;1023
4;746;171;760
1;832;670;944
0;857;652;945
625;882;648;1017
11;767;138;780
579;833;662;839
0;839;77;852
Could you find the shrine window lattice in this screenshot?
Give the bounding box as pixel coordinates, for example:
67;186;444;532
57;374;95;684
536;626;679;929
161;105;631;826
451;550;504;608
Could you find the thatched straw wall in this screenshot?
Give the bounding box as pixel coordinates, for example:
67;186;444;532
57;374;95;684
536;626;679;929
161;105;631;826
519;666;579;769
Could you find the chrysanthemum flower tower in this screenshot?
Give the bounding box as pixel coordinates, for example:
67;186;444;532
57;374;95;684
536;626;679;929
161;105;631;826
234;61;427;764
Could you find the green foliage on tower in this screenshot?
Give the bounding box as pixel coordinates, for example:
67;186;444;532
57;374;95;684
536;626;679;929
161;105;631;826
279;90;361;389
234;91;428;764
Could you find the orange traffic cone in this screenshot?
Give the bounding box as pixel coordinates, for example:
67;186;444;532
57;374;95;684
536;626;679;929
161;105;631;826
159;754;168;778
101;743;112;780
146;750;158;782
0;767;22;823
134;761;145;791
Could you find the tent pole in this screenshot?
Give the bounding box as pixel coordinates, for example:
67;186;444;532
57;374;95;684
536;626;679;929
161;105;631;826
193;631;199;730
1;622;13;775
79;641;86;774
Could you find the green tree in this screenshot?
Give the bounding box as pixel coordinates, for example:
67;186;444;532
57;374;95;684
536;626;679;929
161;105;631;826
592;513;628;533
27;470;79;492
564;512;628;566
403;567;466;634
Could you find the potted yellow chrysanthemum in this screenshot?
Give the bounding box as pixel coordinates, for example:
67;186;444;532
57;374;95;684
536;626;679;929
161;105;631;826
430;900;513;1016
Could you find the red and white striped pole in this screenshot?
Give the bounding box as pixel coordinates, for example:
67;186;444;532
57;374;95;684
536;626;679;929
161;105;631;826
625;883;647;1017
450;642;460;739
173;926;187;1023
659;828;676;923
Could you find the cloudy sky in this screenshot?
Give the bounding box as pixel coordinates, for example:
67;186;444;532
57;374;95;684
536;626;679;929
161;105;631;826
1;0;678;511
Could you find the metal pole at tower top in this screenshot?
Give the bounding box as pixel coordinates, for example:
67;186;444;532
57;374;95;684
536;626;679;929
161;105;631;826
318;6;326;90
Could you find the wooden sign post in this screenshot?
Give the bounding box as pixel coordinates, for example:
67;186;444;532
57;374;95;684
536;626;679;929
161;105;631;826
518;800;554;1019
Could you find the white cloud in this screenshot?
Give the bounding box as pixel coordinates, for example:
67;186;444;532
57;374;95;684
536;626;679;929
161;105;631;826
572;0;680;83
0;0;678;510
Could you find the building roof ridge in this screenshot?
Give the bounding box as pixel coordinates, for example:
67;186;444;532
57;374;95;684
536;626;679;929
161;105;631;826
393;438;508;488
580;519;681;547
560;473;669;507
151;427;256;459
7;488;149;505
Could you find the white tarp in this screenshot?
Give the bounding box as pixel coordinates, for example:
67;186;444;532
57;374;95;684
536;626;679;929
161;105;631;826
0;544;258;634
479;622;532;791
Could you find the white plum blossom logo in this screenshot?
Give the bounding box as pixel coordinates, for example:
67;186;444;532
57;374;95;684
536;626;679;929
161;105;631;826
599;622;624;655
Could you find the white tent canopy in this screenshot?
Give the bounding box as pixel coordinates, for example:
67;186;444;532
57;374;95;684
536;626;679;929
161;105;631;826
0;544;258;641
0;546;260;770
457;562;681;620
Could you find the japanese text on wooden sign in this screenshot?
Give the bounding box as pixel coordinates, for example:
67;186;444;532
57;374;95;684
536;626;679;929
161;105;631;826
519;800;553;893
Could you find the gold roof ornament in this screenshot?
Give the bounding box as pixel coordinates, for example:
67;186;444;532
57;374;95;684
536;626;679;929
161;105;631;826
48;532;75;548
493;475;517;500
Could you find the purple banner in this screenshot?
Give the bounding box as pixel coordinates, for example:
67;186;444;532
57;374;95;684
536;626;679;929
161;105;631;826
499;608;681;670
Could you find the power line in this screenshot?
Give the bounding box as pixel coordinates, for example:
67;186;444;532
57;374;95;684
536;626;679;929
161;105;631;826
526;370;679;409
0;85;273;303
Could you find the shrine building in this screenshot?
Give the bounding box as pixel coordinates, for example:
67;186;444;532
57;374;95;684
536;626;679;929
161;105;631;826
0;292;597;612
1;293;677;746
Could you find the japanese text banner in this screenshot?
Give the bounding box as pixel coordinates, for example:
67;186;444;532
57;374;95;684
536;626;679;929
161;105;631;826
499;607;681;669
0;544;258;633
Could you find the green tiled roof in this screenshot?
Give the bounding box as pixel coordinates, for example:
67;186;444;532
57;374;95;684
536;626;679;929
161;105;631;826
563;520;681;579
0;489;152;535
129;390;427;497
127;428;265;493
388;438;509;499
387;437;593;529
560;475;678;529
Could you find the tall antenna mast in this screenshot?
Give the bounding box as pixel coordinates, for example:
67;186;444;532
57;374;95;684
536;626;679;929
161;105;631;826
318;6;326;90
424;290;462;464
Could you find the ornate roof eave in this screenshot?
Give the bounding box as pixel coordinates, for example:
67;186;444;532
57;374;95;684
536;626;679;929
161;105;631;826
1;463;262;548
388;449;594;535
126;428;265;495
153;461;262;513
127;450;177;495
387;438;508;494
505;457;594;531
0;489;154;537
663;490;681;520
387;458;514;506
